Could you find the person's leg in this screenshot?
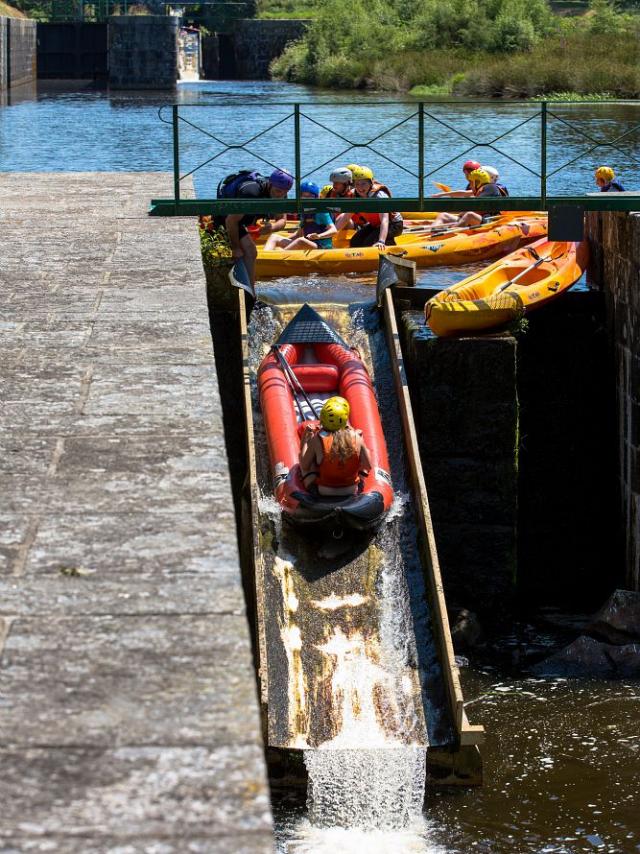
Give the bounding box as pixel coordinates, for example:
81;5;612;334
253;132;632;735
285;236;319;250
349;224;378;247
334;212;353;231
240;233;258;286
385;220;403;245
263;234;289;250
431;212;459;229
457;212;482;227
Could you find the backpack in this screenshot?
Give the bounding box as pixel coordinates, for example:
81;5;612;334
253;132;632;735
216;169;264;199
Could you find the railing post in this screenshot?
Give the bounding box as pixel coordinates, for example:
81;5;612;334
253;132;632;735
540;100;547;210
172;105;180;212
418;102;425;210
294;103;301;210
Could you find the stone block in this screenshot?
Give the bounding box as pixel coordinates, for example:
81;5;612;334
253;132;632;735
0;614;259;748
0;745;272;840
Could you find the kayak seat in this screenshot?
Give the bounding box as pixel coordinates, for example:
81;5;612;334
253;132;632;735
291;363;339;393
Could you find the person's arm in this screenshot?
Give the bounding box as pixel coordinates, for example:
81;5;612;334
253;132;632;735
300;429;320;474
375;212;390;249
225;214;245;258
334;212;353;231
307;214;337;241
261;215;288;235
359;437;372;473
431;189;473;198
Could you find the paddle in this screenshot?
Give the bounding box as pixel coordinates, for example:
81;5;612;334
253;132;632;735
433;181;452;193
495;244;566;294
271;345;319;420
421;216;502;239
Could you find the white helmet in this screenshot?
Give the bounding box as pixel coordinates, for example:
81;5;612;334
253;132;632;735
483;166;499;182
330;167;353;184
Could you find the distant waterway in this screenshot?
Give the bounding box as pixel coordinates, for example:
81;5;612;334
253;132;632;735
1;80;639;199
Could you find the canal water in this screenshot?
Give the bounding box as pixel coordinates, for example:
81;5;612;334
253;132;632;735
2;79;640;199
2;79;638;852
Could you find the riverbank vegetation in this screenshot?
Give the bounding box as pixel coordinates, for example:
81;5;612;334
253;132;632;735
270;0;640;97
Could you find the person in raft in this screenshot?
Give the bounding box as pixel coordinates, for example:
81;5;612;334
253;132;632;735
263;181;337;251
432;159;481;198
430;168;503;230
214;167;293;286
595;166;625;192
299;396;372;496
335;166;403;248
326;166;354;199
483;165;509;196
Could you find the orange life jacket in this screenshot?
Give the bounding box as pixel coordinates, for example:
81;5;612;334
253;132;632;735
316;431;361;489
353;182;399;228
329;186;354;199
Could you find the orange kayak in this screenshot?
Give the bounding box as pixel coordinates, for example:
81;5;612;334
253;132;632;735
425;238;589;337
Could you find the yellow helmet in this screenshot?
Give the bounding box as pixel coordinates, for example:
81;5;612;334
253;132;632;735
595;166;615;183
320;184;333;198
352;165;374;182
346;164;360;175
468;168;491;187
320;396;350;431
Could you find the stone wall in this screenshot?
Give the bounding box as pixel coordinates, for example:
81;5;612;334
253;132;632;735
0;17;37;91
586;211;640;591
232;18;308;79
108;15;178;89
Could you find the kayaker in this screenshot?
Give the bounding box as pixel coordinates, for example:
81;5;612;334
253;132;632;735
595;166;625;192
320;184;334;198
214;167;293;287
335;166;403;249
263;180;336;251
431;159;480;198
299;396;372;496
328;167;354;199
483;165;509;196
430;168;502;230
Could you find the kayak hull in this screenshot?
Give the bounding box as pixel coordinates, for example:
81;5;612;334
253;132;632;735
425;238;590;337
256;216;547;278
257;305;394;534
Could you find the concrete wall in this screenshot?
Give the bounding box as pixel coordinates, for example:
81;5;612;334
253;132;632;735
586;211;640;591
0;18;7;91
108;15;178;89
232;18;308;79
37;22;108;79
0;17;37;91
401;289;620;616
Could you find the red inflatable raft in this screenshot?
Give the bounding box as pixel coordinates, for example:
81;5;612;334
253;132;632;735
257;304;394;533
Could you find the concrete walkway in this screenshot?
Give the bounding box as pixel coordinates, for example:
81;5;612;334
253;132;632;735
0;173;273;852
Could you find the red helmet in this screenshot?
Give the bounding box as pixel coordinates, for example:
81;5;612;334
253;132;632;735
463;160;481;172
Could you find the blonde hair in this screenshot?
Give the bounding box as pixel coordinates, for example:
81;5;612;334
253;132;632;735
328;427;357;462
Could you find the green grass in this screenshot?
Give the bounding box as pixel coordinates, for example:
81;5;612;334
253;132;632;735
257;0;319;18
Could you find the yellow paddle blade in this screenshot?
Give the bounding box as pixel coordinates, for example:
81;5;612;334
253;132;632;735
433;182;451;193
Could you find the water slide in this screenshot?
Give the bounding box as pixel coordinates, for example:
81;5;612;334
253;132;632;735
235;263;483;824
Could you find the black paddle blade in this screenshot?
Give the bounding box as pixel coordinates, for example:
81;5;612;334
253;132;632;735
277;304;350;349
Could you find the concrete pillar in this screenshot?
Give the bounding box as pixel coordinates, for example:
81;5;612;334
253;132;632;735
108;15;178;89
586;211;640;591
401;314;519;616
7;18;37;88
0;18;8;92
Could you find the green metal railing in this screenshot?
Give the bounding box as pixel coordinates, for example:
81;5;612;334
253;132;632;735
149;101;640;216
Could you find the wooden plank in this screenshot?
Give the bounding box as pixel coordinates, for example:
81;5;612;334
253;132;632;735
382;287;484;747
238;289;269;706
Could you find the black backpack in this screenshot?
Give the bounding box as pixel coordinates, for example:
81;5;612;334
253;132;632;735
216;169;265;199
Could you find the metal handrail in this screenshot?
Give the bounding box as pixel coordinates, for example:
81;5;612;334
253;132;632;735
150;101;640;215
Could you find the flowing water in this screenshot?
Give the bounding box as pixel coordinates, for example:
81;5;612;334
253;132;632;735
2;78;638;851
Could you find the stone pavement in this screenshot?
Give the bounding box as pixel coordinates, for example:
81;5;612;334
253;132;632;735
0;173;273;852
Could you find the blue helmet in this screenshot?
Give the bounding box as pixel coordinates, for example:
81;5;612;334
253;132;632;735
300;180;320;197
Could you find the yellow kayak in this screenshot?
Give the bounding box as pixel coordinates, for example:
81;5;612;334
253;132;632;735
256;216;547;278
425;238;589;337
